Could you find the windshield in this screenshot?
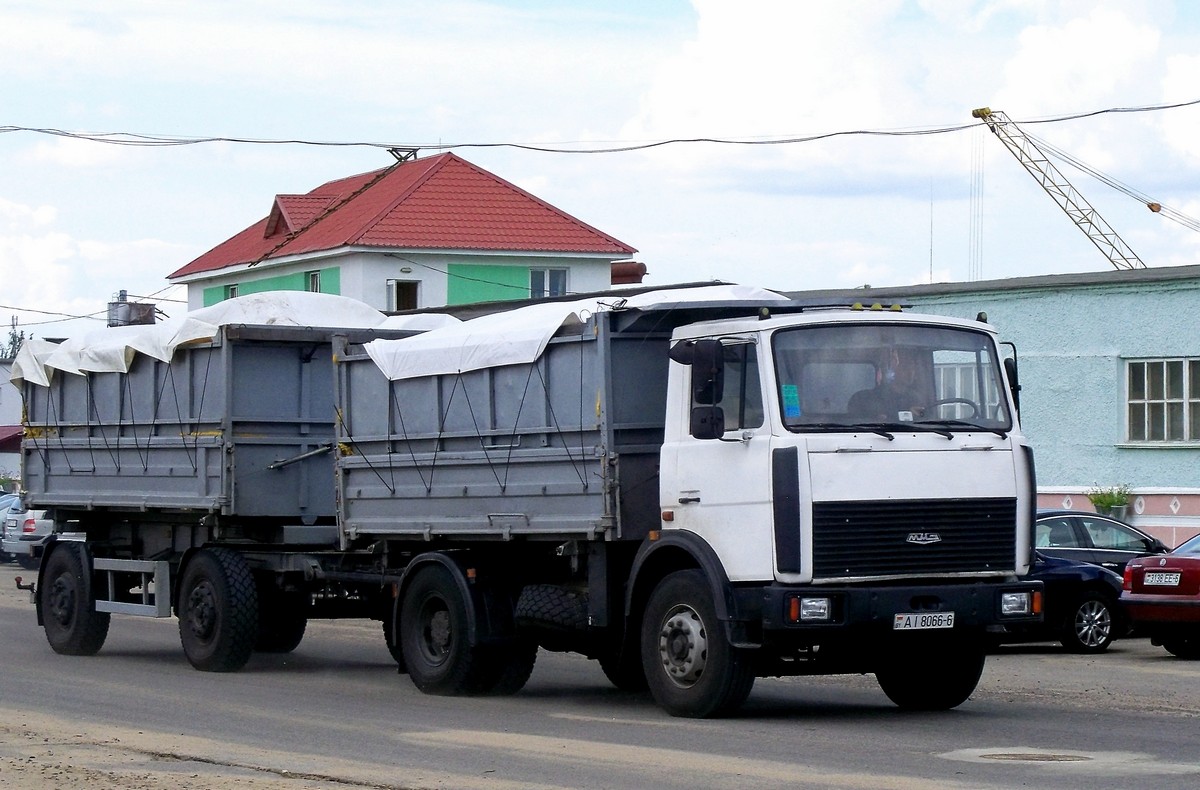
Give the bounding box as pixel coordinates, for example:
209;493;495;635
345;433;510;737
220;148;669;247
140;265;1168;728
772;322;1013;434
1175;533;1200;555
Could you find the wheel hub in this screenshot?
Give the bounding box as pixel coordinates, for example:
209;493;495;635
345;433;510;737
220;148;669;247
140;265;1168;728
48;577;76;627
657;604;708;688
186;581;218;640
419;606;452;664
1075;600;1111;647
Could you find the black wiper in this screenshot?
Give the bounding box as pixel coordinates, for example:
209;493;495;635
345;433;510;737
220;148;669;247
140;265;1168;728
786;421;894;439
917;419;1008;439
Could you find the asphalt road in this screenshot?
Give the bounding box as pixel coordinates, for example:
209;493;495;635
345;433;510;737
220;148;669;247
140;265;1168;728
2;561;1199;790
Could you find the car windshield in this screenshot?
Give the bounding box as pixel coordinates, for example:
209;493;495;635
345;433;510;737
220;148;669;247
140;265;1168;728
772;322;1013;434
1174;533;1200;555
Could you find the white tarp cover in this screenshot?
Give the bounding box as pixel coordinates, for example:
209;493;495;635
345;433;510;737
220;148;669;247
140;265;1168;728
364;284;785;381
13;292;389;387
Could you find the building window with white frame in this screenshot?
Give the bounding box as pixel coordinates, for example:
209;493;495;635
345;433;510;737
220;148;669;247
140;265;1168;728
1127;358;1200;442
226;284;239;299
530;268;568;299
307;270;321;292
387;279;419;311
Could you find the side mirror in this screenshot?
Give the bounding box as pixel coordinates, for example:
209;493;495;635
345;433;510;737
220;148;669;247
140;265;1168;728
690;339;724;405
690;405;725;440
1003;356;1021;415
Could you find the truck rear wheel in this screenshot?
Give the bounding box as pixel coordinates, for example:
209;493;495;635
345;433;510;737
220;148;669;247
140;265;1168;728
383;621;408;672
40;543;110;656
400;564;488;695
177;548;259;672
875;637;986;710
641;570;754;718
598;646;648;692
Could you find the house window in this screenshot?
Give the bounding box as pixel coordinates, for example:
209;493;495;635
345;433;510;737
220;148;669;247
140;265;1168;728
387;279;419;311
307;271;321;292
1127;359;1200;441
226;284;239;299
530;268;568;299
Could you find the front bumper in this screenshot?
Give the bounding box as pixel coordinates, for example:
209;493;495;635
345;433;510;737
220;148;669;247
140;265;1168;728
756;579;1043;633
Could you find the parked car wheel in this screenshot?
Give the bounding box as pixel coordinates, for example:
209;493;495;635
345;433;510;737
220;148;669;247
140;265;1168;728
1061;592;1117;653
1161;634;1200;660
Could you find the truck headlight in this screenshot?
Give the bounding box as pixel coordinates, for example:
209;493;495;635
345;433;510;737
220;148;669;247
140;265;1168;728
1000;591;1031;616
787;595;831;623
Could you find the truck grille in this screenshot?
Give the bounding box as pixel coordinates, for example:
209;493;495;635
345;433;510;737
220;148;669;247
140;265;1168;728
811;498;1016;578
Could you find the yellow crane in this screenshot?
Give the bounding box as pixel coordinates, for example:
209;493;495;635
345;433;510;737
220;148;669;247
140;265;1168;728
972;107;1148;270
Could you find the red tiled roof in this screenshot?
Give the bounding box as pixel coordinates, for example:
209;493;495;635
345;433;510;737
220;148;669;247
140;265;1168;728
169;153;636;279
0;425;21;453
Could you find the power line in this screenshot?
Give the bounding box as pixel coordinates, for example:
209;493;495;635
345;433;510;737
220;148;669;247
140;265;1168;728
3;98;1198;155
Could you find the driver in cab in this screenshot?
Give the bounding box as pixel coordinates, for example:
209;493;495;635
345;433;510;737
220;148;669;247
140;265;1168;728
847;347;930;422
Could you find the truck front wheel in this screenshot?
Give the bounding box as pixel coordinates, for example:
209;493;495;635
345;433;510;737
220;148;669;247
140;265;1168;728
875;636;986;710
177;548;259;672
40;543;110;656
641;570;755;718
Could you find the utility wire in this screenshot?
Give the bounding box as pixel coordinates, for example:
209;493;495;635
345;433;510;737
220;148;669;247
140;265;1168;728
3;98;1198;154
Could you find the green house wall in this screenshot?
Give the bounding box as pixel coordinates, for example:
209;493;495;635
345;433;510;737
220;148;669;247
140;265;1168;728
202;267;341;306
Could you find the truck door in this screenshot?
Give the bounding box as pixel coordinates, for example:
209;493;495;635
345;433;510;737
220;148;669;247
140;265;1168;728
662;339;774;582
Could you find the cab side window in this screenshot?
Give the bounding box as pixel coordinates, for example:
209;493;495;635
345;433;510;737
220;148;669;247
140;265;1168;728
692;343;763;432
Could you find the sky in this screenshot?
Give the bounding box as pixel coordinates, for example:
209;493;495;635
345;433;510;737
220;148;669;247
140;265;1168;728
2;0;1200;341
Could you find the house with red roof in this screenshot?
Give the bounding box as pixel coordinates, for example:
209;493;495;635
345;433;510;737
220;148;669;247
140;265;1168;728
168;151;642;311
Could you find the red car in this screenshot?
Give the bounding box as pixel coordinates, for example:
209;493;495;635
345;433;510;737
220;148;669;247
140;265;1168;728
1122;532;1200;659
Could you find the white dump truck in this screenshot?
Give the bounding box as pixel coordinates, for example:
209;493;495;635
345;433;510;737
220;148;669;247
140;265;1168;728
14;286;1041;717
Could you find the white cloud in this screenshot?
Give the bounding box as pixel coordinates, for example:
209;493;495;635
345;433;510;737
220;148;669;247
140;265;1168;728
0;198;57;228
28;137;128;167
0;197;190;336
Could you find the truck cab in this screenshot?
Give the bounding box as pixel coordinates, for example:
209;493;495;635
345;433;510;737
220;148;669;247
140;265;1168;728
648;306;1039;712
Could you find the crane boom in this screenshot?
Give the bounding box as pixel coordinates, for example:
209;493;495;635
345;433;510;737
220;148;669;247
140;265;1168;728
972;107;1146;270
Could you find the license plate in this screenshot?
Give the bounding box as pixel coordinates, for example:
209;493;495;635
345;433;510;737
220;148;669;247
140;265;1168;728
1144;571;1181;586
893;612;955;630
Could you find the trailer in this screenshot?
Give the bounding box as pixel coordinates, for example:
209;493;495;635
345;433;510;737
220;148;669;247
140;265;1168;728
16;287;1041;717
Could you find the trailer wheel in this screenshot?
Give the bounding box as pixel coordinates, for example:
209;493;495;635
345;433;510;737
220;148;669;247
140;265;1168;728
400;564;487;695
1061;592;1116;654
875;637;986;710
255;593;308;654
641;570;755;718
40;543;110;656
177;548;259;672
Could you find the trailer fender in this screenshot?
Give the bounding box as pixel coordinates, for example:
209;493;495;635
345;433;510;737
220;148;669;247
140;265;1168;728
626;531;758;649
390;552;512;649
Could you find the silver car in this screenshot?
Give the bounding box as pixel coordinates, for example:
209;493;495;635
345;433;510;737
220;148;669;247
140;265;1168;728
2;506;52;570
0;493;23;563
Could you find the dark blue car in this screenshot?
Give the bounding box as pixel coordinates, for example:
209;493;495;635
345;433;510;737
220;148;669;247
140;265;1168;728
991;551;1127;653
